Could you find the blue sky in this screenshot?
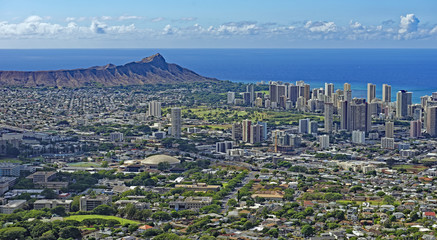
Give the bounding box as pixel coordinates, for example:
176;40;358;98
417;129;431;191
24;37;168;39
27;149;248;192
1;0;437;48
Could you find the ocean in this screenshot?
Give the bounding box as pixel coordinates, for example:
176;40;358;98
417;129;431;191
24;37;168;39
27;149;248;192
0;48;436;103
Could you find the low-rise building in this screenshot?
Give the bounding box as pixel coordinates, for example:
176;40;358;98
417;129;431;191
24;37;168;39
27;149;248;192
251;191;284;200
0;163;21;177
115;200;149;210
26;171;67;189
80;195;112;211
174;183;220;192
169;196;212;210
26;171;57;183
34;199;73;212
381;137;395;149
0;200;26;214
0;177;17;196
39;181;69;189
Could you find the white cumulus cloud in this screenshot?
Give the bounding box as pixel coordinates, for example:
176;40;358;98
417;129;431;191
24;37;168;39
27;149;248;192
152;17;165;22
118;16;143;21
305;21;337;33
1;13;437;44
90;20;107;34
24;15;43;23
399;14;420;34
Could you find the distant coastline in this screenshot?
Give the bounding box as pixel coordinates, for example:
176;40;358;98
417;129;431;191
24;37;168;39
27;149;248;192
0;48;436;102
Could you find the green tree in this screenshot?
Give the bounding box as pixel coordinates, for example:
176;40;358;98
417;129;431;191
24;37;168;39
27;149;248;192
383;195;396;205
153;233;183;240
157;162;171;171
92;204;116;215
267;228;279;238
70;195;80;212
39;230;57;240
128;224;139;233
123;203;137;219
0;227;28;240
227;199;238;207
51;206;67;216
59;226;81;239
151;211;172;221
41;189;57;199
376;191;386;197
200;235;216;240
301;224;315;237
30;222;51;238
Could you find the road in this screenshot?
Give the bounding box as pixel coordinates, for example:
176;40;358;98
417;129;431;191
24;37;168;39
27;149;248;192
222;171;256;214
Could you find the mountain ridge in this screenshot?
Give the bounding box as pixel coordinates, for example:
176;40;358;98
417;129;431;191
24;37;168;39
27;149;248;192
0;53;218;87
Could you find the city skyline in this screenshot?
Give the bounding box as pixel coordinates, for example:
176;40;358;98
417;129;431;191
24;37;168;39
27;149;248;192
1;0;437;48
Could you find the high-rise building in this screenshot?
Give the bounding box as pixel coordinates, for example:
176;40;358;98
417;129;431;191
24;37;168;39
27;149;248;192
319;135;330;149
243;92;251;105
340;101;350;130
279;95;287;109
350;101;371;132
410;120;422;138
250;124;264;144
421;95;430;109
216;141;233;153
277;85;286;103
299;118;310;134
288;85;299;104
413;108;422;121
269;83;278;103
257;121;268;140
325;83;334;98
368;101;380;117
408;104;422;120
426;106;437;137
309;121;318;134
246;84;255;104
324;103;334;133
296;97;306;111
232;123;242;141
344;83;351;92
296;80;305;86
269;82;286;103
171;107;182;138
344;90;352;103
255;97;263;107
242;120;252;142
382;84;392;103
227;92;235;104
385;121;394;138
148;101;162;117
264;99;271;109
312;88;325;101
303;84;311;101
352;130;365;144
396;90;412;119
367;83;376;103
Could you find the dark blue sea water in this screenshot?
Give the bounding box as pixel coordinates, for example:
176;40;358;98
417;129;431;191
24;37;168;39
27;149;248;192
0;48;436;103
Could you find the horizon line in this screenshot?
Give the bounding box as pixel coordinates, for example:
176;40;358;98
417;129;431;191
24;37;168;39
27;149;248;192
1;47;437;50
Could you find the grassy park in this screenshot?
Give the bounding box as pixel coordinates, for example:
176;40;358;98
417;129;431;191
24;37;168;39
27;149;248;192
179;106;323;126
65;215;140;225
392;165;428;173
0;158;22;163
